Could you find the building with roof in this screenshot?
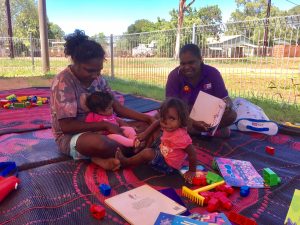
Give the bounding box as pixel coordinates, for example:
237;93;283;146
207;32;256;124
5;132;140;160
206;35;258;58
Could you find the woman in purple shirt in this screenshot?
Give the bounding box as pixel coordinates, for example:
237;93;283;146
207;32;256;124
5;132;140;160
166;44;237;136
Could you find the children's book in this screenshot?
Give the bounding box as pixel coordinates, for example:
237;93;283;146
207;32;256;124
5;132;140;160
154;212;209;225
284;189;300;225
214;157;264;188
190;91;226;135
105;185;186;225
188;212;232;225
159;188;190;216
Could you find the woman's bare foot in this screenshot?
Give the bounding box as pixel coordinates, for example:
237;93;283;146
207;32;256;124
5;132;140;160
115;149;129;167
91;157;120;171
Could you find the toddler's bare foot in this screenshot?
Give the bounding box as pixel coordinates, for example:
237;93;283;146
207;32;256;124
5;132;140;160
115;149;129;167
91;157;120;171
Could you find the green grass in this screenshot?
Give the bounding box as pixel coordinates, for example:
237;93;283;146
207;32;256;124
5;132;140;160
0;74;298;122
106;76;300;123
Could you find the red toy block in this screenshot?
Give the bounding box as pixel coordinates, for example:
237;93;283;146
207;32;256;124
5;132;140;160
200;191;213;205
90;204;105;220
215;184;234;195
265;146;275;155
193;175;207;186
0;176;20;202
207;198;220;212
227;211;257;225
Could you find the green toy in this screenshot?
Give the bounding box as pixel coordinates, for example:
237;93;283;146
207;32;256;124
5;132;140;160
206;171;223;184
263;168;281;186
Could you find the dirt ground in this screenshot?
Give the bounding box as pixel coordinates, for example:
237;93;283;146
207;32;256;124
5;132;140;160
0;77;53;91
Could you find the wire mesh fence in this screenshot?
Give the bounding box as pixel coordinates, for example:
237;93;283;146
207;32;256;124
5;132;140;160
0;15;299;105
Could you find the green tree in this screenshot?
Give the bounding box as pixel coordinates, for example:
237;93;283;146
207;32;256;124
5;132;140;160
0;0;65;39
288;5;300;15
48;22;65;39
230;0;285;22
127;19;156;34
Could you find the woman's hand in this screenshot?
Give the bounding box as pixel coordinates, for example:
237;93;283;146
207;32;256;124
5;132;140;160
193;120;210;132
183;171;196;184
146;115;156;125
105;123;123;135
136;131;148;141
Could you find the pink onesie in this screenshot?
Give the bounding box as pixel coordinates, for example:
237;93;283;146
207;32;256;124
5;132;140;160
85;112;136;147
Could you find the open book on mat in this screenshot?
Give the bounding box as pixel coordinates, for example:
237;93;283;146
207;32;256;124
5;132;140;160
190;91;226;135
105;184;186;225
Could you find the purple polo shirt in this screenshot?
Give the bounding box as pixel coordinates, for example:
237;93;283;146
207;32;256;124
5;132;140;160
166;63;228;109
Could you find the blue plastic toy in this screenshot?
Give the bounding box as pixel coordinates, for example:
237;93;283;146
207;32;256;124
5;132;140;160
240;186;250;197
99;184;111;196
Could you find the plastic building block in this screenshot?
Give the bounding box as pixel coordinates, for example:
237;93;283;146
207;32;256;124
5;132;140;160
200;190;232;211
192;175;207;186
90;204;105;220
265;146;275;155
14;102;26;108
6;94;16;101
207;197;220;212
206;171;223;184
99;183;111;196
215;184;234;195
0;176;20;202
263;168;281;186
227;211;258;225
240;186;250;197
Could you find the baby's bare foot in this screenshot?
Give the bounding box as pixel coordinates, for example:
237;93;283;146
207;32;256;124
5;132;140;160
115;149;129;167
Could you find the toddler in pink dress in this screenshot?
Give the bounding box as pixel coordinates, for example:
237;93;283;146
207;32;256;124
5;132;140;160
116;97;197;183
85;91;139;148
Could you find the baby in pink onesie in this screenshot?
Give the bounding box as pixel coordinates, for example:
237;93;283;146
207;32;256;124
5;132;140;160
85;91;139;148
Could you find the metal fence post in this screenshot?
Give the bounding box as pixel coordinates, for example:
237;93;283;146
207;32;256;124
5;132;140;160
192;23;196;44
110;34;115;78
30;33;35;71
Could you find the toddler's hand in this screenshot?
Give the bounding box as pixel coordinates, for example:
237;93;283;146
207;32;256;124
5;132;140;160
183;171;196;184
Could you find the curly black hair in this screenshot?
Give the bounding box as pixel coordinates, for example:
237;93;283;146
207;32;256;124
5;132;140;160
179;43;202;59
86;91;114;113
64;29;105;63
159;97;189;127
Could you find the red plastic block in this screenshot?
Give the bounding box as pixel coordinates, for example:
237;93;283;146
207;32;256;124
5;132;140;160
90;204;105;220
193;175;207;186
207;198;220;212
265;146;275;155
215;184;234;195
227;211;257;225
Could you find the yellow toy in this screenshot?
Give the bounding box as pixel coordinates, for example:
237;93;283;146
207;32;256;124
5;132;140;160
182;180;225;206
284;122;300;129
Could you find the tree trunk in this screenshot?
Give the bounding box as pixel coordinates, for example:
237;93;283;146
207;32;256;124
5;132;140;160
5;0;14;59
174;0;185;59
174;0;195;59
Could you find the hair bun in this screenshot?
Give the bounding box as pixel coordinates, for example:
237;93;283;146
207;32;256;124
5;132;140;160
64;29;89;57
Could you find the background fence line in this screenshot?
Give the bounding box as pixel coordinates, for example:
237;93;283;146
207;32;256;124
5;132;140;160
0;15;299;105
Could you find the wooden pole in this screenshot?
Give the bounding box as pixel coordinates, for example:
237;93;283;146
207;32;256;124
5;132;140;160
38;0;50;73
263;0;271;57
5;0;14;59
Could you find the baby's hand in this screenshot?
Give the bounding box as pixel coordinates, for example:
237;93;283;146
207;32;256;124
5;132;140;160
183;171;196;184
